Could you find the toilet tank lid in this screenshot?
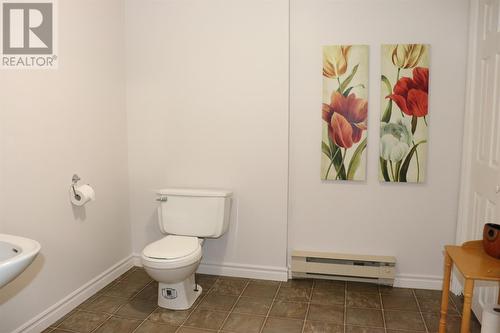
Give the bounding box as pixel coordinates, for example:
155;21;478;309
156;188;233;198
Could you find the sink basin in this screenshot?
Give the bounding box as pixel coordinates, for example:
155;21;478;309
0;234;41;288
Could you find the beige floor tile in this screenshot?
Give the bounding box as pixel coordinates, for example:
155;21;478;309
347;291;381;309
307;304;344;324
232;297;273;315
134;282;158;303
198;293;238;311
46;274;480;333
195;274;218;290
311;288;344;305
269;300;308;319
347;282;379;294
93;316;142;333
104;280;148;298
417;295;459;315
280;279;313;289
346;325;385;333
177;327;216;333
382;294;419;311
261;317;304;333
384;310;426;331
115;298;157;319
379;286;414;296
313;279;345;291
221;313;265;333
58;311;109;332
85;295;128;314
277;287;311;302
422;312;481;333
211;278;248;296
303;320;343;333
250;279;280;286
135;320;179;333
346;308;384;328
122;270;152;285
148;307;192;326
183;308;228;330
242;282;279;298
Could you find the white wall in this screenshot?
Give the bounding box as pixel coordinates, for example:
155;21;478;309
126;0;289;278
0;1;131;331
0;1;472;330
289;0;470;287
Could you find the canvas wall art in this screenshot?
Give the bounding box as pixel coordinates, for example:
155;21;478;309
379;44;429;183
321;45;369;181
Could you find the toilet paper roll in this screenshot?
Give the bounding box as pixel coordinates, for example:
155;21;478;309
481;303;500;333
70;184;95;206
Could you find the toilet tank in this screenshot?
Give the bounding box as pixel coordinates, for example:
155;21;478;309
156;188;232;238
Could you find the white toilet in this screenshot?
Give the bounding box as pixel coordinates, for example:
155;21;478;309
141;188;232;310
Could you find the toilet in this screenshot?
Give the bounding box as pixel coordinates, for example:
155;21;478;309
141;188;232;310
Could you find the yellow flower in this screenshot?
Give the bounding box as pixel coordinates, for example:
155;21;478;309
323;45;351;78
391;44;426;69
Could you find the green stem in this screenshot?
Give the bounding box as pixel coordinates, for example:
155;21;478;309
389;68;403;121
325;160;334;180
394;68;406;119
412;140;421;182
389;161;395;182
337;77;341;92
395;161;401;181
423;116;428;126
335;148;347;180
324;148;341;180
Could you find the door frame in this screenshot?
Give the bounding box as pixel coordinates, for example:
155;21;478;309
455;0;500;319
456;0;480;250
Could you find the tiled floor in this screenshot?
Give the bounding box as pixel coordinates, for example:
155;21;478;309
42;266;481;333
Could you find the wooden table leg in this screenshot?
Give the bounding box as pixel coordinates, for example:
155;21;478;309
439;252;452;333
460;278;474;333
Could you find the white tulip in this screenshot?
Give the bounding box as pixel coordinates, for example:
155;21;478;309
379;119;412;163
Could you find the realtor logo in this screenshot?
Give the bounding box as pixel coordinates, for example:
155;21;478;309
1;0;57;69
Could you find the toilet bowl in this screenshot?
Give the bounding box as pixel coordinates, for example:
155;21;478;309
141;188;232;310
142;235;203;310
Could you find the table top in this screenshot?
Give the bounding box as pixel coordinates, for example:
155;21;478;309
446;240;500;281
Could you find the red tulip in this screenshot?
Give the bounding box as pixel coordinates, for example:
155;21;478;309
388;67;429;117
322;92;368;149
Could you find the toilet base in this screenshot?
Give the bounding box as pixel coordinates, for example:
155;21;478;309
157;274;202;310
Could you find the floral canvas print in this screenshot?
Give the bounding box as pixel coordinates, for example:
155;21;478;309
321;45;369;181
379;44;429;183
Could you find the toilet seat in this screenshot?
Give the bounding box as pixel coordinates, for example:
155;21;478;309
142;235;202;269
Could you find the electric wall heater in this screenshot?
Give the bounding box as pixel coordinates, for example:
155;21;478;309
291;250;396;285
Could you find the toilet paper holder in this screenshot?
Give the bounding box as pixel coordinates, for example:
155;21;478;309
71;174;82;200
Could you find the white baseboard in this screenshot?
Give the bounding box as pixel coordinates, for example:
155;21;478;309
198;262;288;281
13;255;135;333
132;253;142;266
133;253;441;289
394;273;443;290
132;253;288;281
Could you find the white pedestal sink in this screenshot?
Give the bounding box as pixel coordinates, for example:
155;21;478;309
0;234;41;288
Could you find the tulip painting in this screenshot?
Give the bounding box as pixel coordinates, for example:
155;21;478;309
379;44;429;183
321;45;368;181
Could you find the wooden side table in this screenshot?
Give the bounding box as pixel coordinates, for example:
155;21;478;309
439;240;500;333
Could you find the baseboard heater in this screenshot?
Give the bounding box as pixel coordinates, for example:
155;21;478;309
291;250;396;286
